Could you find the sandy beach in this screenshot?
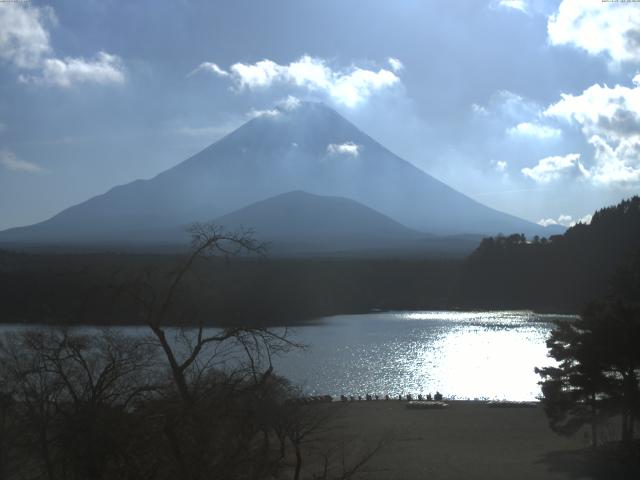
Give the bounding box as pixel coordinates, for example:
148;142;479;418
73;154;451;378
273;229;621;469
302;400;626;480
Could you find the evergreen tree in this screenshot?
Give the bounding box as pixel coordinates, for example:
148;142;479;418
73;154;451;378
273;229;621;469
536;300;640;447
535;316;611;446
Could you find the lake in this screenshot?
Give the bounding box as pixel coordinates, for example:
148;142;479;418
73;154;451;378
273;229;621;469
0;310;574;401
272;311;573;401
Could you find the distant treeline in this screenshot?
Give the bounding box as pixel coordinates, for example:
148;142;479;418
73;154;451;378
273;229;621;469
0;252;461;326
2;196;639;326
455;196;640;311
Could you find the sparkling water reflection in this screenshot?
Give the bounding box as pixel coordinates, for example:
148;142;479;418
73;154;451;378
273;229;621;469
272;311;573;401
0;311;573;401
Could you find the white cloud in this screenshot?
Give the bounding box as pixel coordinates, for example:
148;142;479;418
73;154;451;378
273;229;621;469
245;97;302;120
278;95;301;111
586;134;640;185
188;61;229;77
195;55;401;108
0;150;45;174
246;108;280;119
537;213;592;227
572;214;593;226
20;52;125;87
544;79;640;130
388;57;404;72
230;59;283;88
544;76;640;186
497;0;528;13
0;4;124;87
521;153;586;182
327;142;361;157
507;122;562;139
329;66;399;108
548;0;640;64
537;218;558;227
557;214;572;225
492;159;508;172
0;4;53;68
471;103;488;115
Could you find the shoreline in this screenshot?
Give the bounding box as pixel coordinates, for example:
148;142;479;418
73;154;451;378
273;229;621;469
0;307;580;329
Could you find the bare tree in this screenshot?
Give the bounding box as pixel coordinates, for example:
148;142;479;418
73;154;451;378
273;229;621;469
0;329;159;480
118;223;303;479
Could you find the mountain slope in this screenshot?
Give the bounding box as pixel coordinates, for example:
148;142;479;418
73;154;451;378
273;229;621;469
0;102;559;245
211;190;427;253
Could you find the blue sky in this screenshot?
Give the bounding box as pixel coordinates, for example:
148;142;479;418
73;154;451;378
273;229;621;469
1;0;639;230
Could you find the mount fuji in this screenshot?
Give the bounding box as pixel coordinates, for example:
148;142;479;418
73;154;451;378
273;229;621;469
0;102;559;251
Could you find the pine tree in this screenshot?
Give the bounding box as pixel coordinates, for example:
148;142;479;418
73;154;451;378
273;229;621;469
536;300;640;447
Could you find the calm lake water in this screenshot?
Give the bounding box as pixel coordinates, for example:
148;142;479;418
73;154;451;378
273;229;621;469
271;311;574;401
0;311;575;401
